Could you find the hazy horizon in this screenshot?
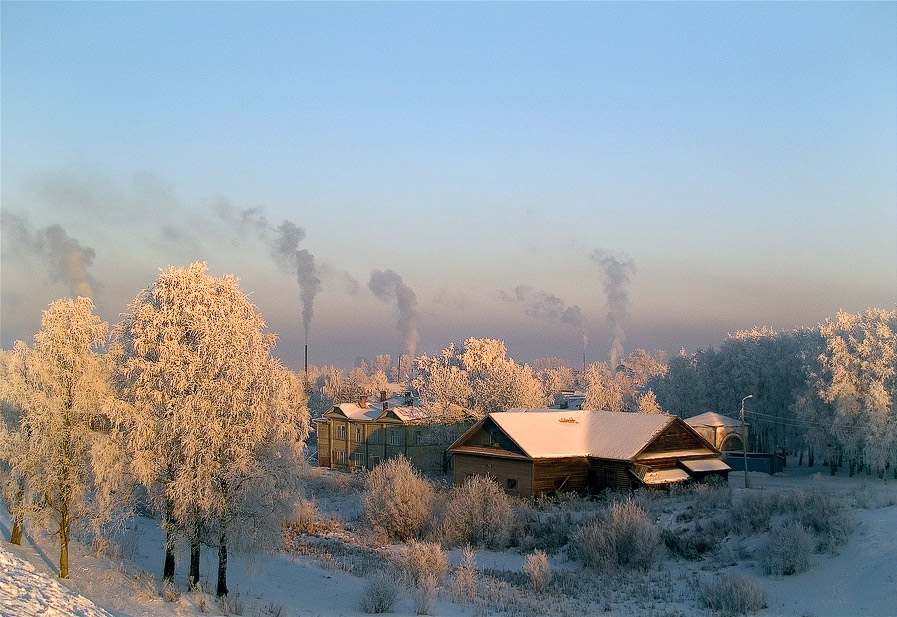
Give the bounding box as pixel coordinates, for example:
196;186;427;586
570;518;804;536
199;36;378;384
2;2;895;371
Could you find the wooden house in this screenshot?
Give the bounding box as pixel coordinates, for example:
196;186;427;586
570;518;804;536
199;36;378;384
315;393;474;475
448;408;729;497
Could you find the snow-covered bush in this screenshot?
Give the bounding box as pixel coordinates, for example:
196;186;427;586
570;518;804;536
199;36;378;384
522;550;551;594
512;507;573;554
732;491;779;534
762;521;814;576
441;475;512;548
784;488;853;552
698;573;767;614
363;455;434;540
412;573;438;615
360;573;399;614
397;540;449;587
452;545;478;604
570;499;659;571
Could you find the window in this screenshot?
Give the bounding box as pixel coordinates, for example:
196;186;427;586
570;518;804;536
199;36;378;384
414;431;422;446
506;478;518;490
335;451;346;464
336;424;347;440
389;429;401;446
355;427;363;442
371;456;381;467
354;453;365;468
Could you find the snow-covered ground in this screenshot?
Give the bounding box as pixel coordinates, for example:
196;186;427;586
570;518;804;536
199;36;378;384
1;461;895;617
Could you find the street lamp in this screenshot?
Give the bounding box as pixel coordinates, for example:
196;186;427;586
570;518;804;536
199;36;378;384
740;395;753;488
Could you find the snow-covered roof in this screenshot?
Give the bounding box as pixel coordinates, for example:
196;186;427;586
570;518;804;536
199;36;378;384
486;409;677;460
685;412;744;428
328;402;384;421
325;394;450;425
681;458;731;473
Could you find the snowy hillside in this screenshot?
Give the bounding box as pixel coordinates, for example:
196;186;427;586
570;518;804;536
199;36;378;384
0;545;112;617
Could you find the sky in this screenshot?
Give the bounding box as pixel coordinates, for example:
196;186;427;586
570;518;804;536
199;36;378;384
1;1;895;372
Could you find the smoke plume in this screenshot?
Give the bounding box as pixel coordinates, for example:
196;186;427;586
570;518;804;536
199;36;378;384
502;285;589;350
1;211;98;299
270;221;320;344
590;249;635;369
216;205;322;344
368;269;420;358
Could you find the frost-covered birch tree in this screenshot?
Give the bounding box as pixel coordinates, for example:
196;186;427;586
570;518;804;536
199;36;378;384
817;308;897;477
110;263;309;595
0;298;115;577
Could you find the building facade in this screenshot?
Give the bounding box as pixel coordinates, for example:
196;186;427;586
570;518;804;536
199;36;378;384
315;393;473;476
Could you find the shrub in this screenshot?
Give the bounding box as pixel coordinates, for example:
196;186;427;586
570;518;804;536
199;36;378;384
522;550;551;594
397;540;449;587
788;489;853;552
363;455;434;540
570;499;659;572
360;574;399;614
512;508;573;554
698;574;767;615
412;574;438;615
452;545;478;604
762;522;813;576
732;491;778;535
442;475;512;548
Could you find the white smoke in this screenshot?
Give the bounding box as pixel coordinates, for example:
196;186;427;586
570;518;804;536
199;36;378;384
590;249;635;369
368;269;420;359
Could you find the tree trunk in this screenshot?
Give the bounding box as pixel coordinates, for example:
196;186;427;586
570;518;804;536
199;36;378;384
809;447;815;467
189;540;201;589
10;515;23;545
59;502;70;579
162;502;176;582
9;482;24;545
216;530;228;597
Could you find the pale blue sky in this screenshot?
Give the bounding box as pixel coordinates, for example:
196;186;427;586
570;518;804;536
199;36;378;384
2;1;895;370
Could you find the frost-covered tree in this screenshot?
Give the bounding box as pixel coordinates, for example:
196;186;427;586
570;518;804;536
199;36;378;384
0;298;115;577
110;263;310;595
461;338;546;415
539;365;574;397
584;350;668;413
816;308;897;477
414;344;475;419
637;390;663;414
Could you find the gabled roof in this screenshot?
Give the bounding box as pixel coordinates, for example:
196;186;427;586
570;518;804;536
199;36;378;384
451;409;708;461
324;403;384;422
685;412;744;428
323;395;453;425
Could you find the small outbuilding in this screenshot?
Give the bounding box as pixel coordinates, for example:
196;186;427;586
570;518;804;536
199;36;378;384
684;412;749;452
448;408;729;497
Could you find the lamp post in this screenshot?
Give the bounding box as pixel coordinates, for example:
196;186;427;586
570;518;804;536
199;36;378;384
740;394;753;488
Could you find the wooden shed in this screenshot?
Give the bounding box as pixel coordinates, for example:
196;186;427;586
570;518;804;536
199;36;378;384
448;408;729;497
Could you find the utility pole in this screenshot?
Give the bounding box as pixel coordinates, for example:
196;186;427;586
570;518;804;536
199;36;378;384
740;394;753;488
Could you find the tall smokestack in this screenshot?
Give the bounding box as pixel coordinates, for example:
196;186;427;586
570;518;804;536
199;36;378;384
305;344;308;376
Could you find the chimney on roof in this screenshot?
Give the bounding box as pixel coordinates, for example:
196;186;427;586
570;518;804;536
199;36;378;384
358;395;368;409
404;391;414;407
380;390;388;402
383;401;388;412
